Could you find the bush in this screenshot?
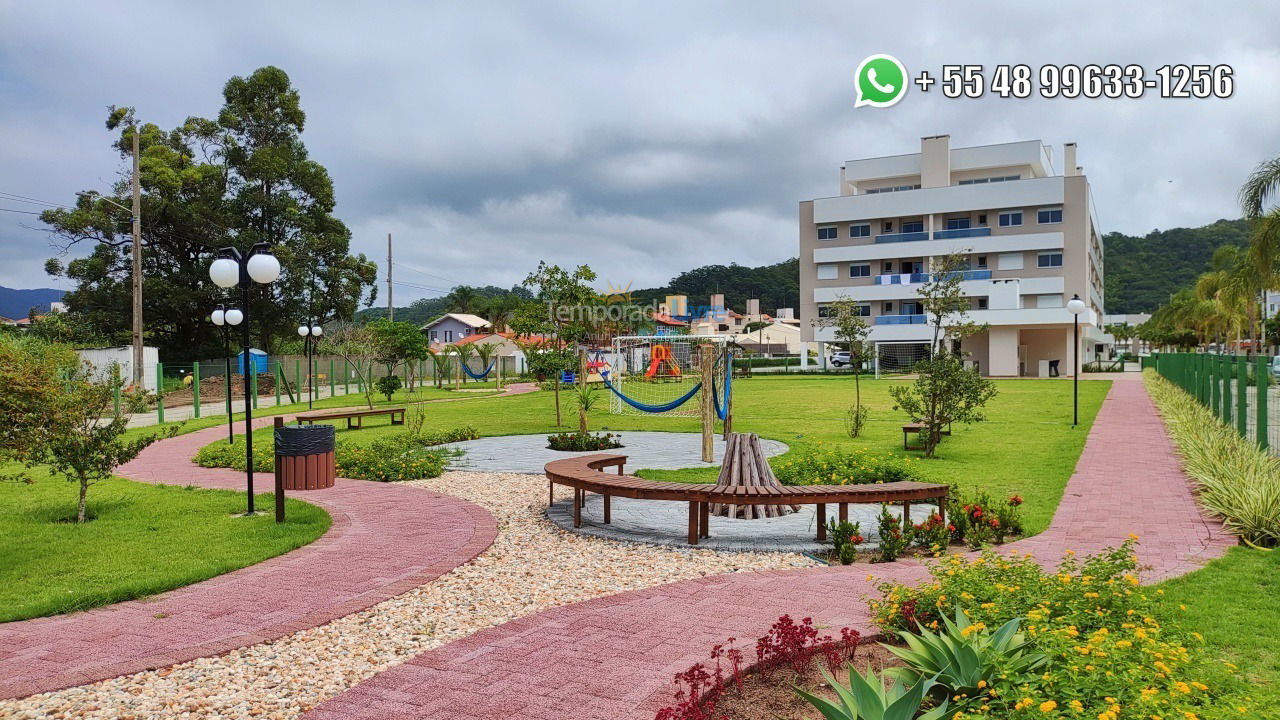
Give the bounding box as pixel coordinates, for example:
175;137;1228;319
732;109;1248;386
373;374;402;401
869;540;1252;719
546;431;623;451
875;505;907;562
945;487;1025;548
773;444;922;486
1146;370;1280;547
826;519;864;565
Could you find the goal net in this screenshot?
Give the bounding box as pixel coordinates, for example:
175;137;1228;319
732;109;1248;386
604;335;728;417
873;341;932;378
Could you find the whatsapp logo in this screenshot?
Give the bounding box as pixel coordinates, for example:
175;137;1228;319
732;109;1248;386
855;54;908;108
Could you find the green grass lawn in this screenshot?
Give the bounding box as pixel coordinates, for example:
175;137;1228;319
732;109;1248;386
198;375;1110;535
0;465;330;622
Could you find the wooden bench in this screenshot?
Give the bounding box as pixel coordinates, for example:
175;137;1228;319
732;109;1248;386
294;406;406;429
546;454;948;546
902;422;951;451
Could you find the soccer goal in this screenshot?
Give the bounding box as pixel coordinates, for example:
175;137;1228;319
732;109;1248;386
873;341;933;378
602;335;729;417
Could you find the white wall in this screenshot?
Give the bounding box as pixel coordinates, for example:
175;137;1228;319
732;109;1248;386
76;346;159;392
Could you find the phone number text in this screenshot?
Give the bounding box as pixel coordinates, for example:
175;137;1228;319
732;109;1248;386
929;64;1233;99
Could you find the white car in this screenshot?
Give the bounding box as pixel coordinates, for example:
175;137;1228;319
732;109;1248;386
829;351;852;367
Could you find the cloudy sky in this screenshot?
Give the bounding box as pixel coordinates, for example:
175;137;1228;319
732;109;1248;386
2;1;1278;306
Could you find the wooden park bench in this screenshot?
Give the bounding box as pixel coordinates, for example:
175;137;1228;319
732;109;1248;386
293;406;406;429
545;454;948;546
901;422;952;451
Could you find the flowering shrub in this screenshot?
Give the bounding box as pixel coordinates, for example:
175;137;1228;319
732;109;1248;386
826;519;864;565
654;615;861;720
545;431;623;451
773;444;922;486
946;488;1024;548
876;505;908;562
869;540;1251;719
193;426;478;482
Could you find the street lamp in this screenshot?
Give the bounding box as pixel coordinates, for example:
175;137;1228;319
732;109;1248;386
209;244;281;515
297;323;324;409
1067;294;1087;427
210;305;244;444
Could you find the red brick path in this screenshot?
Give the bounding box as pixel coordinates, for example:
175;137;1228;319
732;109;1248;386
0;419;498;700
304;375;1236;720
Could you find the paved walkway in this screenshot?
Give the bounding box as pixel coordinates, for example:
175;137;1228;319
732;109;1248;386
444;431;787;474
0;420;499;700
304;374;1236;720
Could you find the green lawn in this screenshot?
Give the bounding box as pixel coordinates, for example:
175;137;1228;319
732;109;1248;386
0;465;330;622
198;375;1111;535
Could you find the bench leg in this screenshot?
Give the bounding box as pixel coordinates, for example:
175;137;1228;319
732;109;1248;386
549;481;554;507
838;503;848;525
937;492;947;526
347;418;354;430
903;430;908;451
903;501;912;528
579;490;587;510
699;501;709;538
816;504;827;541
687;501;699;545
574;489;582;528
603;494;611;524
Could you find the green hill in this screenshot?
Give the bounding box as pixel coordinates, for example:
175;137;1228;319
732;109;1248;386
1103;219;1250;313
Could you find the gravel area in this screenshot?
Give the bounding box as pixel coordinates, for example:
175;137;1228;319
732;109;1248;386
1;471;816;719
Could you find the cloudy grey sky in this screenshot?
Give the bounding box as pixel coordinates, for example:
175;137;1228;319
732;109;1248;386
2;1;1278;306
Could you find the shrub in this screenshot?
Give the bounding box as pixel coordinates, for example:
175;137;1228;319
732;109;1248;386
773;444;922;486
945;487;1024;548
546;431;623;451
373;374;402;401
826;519;864;565
875;505;908;562
907;511;950;552
795;665;949;720
869;540;1252;719
1146;370;1280;547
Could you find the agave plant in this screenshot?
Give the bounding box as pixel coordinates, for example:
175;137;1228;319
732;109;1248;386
794;664;947;720
883;607;1046;703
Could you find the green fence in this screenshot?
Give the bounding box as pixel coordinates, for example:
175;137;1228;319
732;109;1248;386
1150;352;1271;451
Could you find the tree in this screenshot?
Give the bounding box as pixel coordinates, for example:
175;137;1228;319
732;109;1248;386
518;261;598;426
368;319;429;390
888;253;997;457
41;68;376;359
321;322;378;408
811;297;871;437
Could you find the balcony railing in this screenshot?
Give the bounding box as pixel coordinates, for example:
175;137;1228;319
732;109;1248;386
873;231;929;244
875;314;927;325
932;227;992;240
875;273;929;285
933;269;993;282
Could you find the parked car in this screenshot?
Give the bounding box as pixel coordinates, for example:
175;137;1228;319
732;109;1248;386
829;350;852;367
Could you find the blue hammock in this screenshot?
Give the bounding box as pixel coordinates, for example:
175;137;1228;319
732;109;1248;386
711;354;733;420
599;370;702;414
460;360;496;380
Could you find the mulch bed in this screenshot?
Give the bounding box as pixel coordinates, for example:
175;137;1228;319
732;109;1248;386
714;642;903;720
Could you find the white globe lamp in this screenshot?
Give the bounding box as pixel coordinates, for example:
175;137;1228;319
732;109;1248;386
209;257;239;288
224;308;244;326
311;325;323;337
246;252;281;284
210;308;225;326
297;325;310;337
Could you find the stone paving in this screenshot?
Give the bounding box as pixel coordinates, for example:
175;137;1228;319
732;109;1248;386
303;373;1238;720
0;419;498;701
546;494;938;552
443;431;788;474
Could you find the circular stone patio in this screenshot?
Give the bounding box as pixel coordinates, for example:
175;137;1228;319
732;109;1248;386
546;495;941;553
442;431;788;474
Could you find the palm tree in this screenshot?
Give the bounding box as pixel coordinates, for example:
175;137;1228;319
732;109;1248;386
445;286;481;314
428;348;452;388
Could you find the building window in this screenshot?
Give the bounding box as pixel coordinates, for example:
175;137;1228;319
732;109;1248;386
882;261;894;273
883;302;894;313
855;304;871;317
849;223;870;238
882;221;893;233
817;304;831;318
817;225;838;240
976;255;988;269
977;297;988;310
430;330;438;341
902;220;924;233
999;210;1023;227
850;264;870;278
978;214;987;225
945;217;971;230
1037;252;1064;268
816;263;838;280
959;175;1021;185
1037;207;1063;224
444;330;454;342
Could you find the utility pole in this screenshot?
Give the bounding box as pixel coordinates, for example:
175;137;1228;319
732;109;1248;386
130;126;143;387
387;232;393;321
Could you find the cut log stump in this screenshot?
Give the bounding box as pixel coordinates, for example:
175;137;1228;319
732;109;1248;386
709;432;800;519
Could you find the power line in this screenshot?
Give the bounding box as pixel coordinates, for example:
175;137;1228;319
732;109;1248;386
0;207;42;215
0;190;72;209
392;260;459;285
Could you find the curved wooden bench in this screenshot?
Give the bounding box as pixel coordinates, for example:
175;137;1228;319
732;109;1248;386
545;454;948;546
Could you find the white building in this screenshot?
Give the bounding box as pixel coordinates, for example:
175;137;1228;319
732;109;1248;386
798;136;1104;376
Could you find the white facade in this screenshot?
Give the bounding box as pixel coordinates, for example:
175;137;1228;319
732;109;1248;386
76;346;160;392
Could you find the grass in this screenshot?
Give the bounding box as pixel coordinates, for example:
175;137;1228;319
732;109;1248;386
0;464;330;622
197;375;1110;535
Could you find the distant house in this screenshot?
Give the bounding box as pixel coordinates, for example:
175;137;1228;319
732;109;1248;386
453;331;522;356
421;313;490;346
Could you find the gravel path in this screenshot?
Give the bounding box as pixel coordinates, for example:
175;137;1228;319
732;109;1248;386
0;471;815;719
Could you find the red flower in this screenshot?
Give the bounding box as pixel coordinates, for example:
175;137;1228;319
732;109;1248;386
1008;495;1024;506
989;518;999;528
972;508;983;518
948;524;956;532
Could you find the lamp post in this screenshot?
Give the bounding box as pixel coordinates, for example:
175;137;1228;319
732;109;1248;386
210;304;244;444
209;244;281;515
297;323;323;409
1067;294;1087;427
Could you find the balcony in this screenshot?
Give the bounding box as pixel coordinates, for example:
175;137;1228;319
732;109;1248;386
875;314;927;325
875;273;929;285
932;227;992;240
874;231;929;244
934;269;993;282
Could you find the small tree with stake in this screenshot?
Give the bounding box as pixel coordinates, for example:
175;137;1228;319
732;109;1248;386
811;297;872;437
889;252;997;457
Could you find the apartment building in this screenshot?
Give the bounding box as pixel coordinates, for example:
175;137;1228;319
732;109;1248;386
798;136;1104;376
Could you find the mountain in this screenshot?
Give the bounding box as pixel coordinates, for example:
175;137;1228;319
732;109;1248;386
1103;219;1250;314
0;286;65;320
630;258;801;315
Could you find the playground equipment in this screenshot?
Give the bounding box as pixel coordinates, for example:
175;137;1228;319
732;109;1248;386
644;344;682;380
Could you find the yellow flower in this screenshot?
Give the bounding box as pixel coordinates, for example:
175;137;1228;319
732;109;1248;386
1040;700;1058;712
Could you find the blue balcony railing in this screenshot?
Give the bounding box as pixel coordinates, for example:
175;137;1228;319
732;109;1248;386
932;227;992;240
932;269;993;282
876;273;929;285
874;231;929;244
875;314;928;325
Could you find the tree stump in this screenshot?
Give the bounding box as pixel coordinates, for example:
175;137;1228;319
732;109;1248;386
709;432;800;519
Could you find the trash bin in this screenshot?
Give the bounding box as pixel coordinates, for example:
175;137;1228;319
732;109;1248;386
274;422;336;490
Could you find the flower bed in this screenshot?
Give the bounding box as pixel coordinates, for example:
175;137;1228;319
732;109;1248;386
773;444;921;486
545;431;623;452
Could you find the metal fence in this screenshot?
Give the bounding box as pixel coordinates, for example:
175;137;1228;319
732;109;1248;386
1148;352;1278;452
